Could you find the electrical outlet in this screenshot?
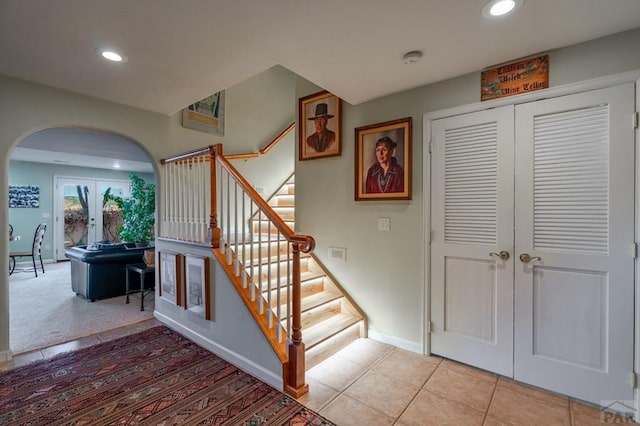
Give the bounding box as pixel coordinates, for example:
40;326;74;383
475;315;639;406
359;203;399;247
378;217;390;231
42;212;50;218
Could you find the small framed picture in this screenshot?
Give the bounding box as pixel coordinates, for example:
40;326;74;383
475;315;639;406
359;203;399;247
185;254;211;320
355;117;412;201
159;251;182;306
298;90;341;161
182;91;225;135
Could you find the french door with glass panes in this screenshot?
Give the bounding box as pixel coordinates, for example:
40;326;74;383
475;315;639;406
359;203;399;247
430;83;635;405
55;177;130;260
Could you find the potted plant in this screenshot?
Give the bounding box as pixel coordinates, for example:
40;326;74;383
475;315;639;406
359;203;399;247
104;173;156;264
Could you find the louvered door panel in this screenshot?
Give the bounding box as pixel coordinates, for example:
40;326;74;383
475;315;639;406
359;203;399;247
533;106;609;253
431;105;514;377
514;84;635;405
444;123;497;245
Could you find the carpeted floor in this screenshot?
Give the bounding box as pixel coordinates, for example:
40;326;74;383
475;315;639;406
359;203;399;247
9;261;154;354
0;326;335;425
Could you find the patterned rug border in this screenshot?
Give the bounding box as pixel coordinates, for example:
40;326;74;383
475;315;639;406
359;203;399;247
0;325;336;425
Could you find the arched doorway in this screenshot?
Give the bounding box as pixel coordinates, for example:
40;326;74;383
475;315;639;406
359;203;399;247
8;127;157;354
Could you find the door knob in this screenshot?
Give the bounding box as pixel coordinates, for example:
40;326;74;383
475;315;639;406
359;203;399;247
489;251;510;260
519;253;542;264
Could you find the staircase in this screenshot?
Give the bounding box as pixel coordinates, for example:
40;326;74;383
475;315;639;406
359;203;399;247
249;174;366;369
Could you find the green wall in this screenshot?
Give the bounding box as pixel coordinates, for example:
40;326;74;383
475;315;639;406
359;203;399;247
9;160;154;260
295;27;640;349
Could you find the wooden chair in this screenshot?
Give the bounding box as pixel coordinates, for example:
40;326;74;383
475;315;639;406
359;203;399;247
10;223;47;277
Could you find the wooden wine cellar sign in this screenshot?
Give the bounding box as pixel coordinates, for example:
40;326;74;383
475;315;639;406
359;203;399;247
481;55;549;101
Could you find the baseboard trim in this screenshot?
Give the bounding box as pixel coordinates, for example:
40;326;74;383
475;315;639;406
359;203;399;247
367;329;423;354
0;350;11;363
154;312;283;390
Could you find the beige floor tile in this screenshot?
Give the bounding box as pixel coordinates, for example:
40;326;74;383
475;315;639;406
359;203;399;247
397;388;485;426
441;359;498;383
332;337;394;367
571;400;638;425
344;369;422;418
486;380;570;425
320;394;395;426
424;363;496;412
496;378;568;408
307;355;369;391
40;334;102;358
571;400;607;426
297;377;340;412
372;348;441;387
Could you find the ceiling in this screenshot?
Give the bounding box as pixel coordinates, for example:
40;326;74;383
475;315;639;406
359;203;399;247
2;0;640;169
12;128;154;173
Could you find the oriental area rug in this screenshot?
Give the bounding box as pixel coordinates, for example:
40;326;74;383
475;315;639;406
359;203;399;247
0;326;335;425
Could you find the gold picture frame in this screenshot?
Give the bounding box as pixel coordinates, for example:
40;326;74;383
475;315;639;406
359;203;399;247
355;117;412;201
298;90;341;161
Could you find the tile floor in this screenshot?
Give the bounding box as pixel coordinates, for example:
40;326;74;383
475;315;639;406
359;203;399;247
299;339;637;425
0;322;635;425
0;318;162;372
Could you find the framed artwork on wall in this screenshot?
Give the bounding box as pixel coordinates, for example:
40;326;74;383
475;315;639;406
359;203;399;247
184;254;211;320
159;251;182;306
9;185;40;208
355;117;412;201
182;91;225;135
298;90;341;161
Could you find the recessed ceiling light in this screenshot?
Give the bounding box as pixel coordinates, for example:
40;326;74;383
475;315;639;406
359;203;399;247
98;48;128;63
113;162;121;169
482;0;523;18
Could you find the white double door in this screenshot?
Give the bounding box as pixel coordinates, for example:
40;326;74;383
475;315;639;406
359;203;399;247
430;84;635;405
55;177;130;260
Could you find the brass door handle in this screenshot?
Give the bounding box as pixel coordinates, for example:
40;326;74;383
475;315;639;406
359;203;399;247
489;251;510;260
519;253;542;264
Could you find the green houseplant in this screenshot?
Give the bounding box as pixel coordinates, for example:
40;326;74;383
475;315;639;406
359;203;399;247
103;173;156;246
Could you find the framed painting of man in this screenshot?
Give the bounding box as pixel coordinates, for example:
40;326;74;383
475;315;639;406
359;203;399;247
299;90;341;161
355;117;412;201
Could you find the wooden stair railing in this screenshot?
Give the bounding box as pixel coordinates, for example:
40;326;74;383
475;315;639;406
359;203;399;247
159;143;314;397
215;144;314;397
224;122;295;160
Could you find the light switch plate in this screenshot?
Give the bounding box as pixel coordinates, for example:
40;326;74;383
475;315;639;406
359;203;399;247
378;217;390;231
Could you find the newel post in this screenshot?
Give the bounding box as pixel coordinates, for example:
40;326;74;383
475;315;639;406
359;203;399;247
285;242;308;397
209;144;222;248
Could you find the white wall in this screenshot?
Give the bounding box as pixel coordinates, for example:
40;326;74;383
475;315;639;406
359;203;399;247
154;239;283;388
295;27;640;350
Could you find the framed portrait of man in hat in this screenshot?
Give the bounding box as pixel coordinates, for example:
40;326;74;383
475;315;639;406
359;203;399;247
298;90;341;160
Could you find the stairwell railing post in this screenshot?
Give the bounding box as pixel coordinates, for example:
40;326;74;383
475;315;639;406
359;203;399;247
285;242;308;397
210;144;222;248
